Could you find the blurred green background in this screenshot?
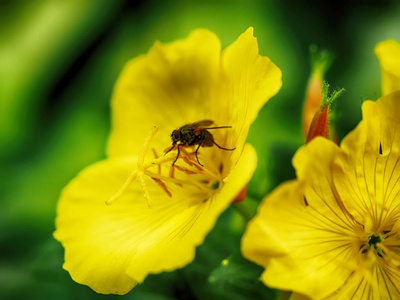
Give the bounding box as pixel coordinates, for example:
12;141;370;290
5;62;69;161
1;0;400;299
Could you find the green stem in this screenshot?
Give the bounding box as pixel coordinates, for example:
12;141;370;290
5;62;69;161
233;202;253;223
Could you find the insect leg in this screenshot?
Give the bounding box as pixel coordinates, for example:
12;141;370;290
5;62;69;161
172;145;181;165
210;139;236;151
165;144;176;155
194;142;203;166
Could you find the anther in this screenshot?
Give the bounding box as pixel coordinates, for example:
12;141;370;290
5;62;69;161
151;177;172;197
169;165;175;178
175;165;199;175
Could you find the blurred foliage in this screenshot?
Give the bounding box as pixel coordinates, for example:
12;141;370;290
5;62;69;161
1;0;400;299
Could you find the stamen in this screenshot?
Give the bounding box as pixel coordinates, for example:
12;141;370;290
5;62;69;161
177;146;190;156
105;125;222;207
169;165;175;178
106;126;159;206
192;162;203;172
106;170;138;205
169;166;183;187
138;126;159;168
177;147;197;167
151;177;172;197
149;152;176;167
143;170;193;186
152;148;161;174
180;147;222;181
180;149;220;181
182;155;195;167
138;171;152;207
174;165;199;175
168;145;221;182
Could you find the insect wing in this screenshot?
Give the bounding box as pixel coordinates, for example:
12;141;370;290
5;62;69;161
191;120;232;131
194;120;214;127
178;120;213;133
186;119;213;129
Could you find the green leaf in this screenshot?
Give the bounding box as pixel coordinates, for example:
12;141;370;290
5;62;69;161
206;255;278;300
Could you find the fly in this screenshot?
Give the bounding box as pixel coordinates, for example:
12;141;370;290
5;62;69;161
165;120;236;166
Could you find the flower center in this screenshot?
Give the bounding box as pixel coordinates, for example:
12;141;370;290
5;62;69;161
368;234;382;248
360;232;387;258
106;126;224;207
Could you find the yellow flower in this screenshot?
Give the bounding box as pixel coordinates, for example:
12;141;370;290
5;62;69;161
54;27;282;295
242;39;400;299
242;91;400;299
375;39;400;95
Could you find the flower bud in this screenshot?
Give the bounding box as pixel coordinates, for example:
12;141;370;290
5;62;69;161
306;82;344;144
303;47;333;140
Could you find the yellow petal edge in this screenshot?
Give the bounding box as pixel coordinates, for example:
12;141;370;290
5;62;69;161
374;39;400;96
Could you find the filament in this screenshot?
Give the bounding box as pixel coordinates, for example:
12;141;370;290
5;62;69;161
106;170;138;205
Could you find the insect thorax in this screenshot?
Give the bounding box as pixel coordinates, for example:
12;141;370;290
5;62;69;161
180;127;202;145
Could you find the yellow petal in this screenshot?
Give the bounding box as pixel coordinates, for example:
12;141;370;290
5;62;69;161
107;29;222;157
55;144;257;294
245;179;356;299
54;157;139;294
293;137;355;224
375;39;400;95
329;264;400;299
243;138;360;299
221;27;282;124
241;181;295;266
220;27;282;163
333;91;400;230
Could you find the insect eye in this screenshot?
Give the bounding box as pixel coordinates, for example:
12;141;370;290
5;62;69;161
173;130;180;139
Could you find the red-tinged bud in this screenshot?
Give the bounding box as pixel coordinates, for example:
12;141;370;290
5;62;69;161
303;47;333;140
303;75;323;139
231;184;248;204
306;82;344;144
306;103;329;143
